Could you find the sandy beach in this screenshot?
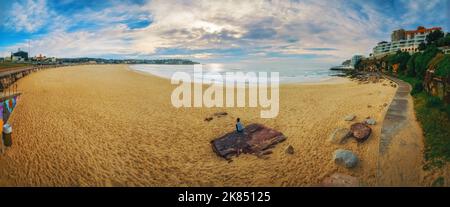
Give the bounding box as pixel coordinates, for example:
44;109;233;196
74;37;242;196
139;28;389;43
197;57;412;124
0;64;398;186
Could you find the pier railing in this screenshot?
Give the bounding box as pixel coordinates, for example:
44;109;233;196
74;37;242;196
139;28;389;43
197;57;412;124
0;65;59;92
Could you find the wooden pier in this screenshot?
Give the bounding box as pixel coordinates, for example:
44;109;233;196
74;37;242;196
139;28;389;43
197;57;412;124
0;65;58;91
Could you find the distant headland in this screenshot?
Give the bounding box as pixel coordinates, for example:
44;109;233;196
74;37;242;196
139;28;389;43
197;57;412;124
1;51;199;66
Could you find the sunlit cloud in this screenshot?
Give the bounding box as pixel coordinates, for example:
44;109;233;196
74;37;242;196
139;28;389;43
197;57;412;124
5;0;50;32
0;0;447;68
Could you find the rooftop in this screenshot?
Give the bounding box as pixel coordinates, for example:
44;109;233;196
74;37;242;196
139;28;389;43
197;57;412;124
405;26;442;35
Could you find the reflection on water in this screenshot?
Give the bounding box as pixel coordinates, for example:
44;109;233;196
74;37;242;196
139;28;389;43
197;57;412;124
130;64;342;83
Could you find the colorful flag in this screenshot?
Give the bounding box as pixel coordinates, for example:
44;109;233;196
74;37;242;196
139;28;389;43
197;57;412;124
5;99;12;113
9;99;13;109
12;97;16;108
3;101;7;113
0;103;3;121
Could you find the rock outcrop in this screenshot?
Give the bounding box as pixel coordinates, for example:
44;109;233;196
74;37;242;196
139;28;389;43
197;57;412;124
424;63;450;104
211;124;286;160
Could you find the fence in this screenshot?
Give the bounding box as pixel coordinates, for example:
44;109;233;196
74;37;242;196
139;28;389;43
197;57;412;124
0;65;59;91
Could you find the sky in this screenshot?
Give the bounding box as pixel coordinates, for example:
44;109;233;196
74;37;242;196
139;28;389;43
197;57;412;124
0;0;448;69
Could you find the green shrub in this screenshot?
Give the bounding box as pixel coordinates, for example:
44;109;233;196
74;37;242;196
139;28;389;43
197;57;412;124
413;92;450;170
426;95;443;107
406;54;417;77
426;30;445;45
435;55;450;77
388;51;410;75
436;34;450;47
411;82;423;95
414;46;439;79
431;177;445;187
446;104;450;119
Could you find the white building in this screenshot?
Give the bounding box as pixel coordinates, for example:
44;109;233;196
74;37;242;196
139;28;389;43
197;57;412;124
350;55;363;67
439;46;450;54
373;26;442;57
12;56;25;62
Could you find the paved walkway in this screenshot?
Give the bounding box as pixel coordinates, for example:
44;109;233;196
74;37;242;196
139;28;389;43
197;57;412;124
377;75;424;186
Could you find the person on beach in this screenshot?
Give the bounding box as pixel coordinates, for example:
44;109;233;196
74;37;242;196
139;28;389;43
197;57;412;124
236;118;244;133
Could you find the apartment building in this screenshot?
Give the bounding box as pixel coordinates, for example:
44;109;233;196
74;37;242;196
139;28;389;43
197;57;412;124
372;26;442;57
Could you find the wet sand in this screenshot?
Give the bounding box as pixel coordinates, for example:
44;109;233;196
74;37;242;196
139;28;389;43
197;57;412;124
0;64;397;186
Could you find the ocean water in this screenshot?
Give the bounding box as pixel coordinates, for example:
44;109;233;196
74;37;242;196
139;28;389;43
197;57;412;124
130;64;342;84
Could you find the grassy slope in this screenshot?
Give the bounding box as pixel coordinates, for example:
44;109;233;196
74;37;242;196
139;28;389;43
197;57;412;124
399;75;450;170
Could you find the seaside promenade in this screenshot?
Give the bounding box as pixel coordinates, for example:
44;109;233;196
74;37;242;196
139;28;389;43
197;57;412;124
377;76;424;186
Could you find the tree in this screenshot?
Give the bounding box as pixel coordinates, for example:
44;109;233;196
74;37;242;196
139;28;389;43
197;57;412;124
435;55;450;77
397;51;411;74
414;45;439;79
426;30;444;45
418;42;427;51
436;34;450;47
387;51;410;75
406;53;417;77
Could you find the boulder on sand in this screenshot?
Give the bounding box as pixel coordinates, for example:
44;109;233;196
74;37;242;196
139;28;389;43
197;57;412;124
344;114;356;121
350;123;371;142
211;124;286;160
364;118;376;125
333;149;358;168
285;145;294;154
328;128;351;144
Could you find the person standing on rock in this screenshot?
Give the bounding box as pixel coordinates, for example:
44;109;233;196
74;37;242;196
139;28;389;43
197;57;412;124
236;118;244;133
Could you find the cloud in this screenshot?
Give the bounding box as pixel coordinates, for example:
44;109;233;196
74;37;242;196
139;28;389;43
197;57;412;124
398;0;444;26
7;25;137;58
1;0;447;68
6;0;50;32
304;48;338;51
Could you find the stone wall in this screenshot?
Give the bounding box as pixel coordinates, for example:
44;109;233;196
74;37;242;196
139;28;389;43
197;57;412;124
356;58;389;73
424;70;450;104
356;54;450;104
0;66;48;91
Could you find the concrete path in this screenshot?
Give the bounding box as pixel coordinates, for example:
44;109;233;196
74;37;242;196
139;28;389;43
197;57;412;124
377;76;424;186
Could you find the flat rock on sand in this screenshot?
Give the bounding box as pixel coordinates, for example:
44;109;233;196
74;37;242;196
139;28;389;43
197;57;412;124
344;114;356;121
321;173;360;187
364;118;376;125
328;128;351;144
211;124;286;160
213;112;228;117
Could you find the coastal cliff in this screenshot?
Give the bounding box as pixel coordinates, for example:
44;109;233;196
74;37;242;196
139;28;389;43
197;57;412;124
352;33;450;184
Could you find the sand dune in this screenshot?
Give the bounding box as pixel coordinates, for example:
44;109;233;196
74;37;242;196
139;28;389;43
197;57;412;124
0;65;397;186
